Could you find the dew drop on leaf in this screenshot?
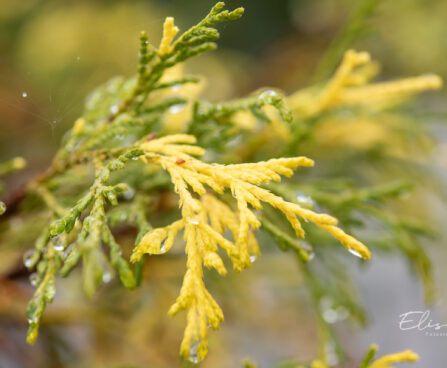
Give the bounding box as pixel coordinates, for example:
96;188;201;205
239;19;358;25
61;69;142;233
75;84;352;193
28;316;38;325
53;243;64;252
46;284;56;300
336;306;349;321
188;341;200;364
325;340;339;366
169;104;184;114
301;241;315;261
295;191;315;207
123;188;135;200
23;249;35;268
102;272;112;283
264;89;278;97
348;247;363;258
322;308;338;324
29;272;39;287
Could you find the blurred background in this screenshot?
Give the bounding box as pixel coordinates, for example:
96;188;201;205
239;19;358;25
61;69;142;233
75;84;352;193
0;0;446;367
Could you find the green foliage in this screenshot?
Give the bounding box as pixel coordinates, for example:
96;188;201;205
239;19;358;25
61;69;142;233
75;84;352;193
359;345;378;368
19;1;249;347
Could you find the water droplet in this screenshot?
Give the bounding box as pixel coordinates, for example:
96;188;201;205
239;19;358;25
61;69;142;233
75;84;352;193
23;249;35;268
336;306;349;321
206;317;212;328
348;247;363;258
327;352;339;367
188;342;200;364
22;92;28;98
301;242;315;260
171;84;180;92
123;188;135;200
169;104;184;114
28;316;39;325
296;192;315;207
323;308;338;324
250;255;257;263
53;243;64;252
260;89;279;98
302;242;311;250
110;104;119;114
325;341;339;366
102;272;112;283
46;284;56;300
160;242;166;252
29;272;39;287
188;219;199;225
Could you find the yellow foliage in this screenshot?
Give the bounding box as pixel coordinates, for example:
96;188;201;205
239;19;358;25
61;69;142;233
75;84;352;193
312;117;388;150
368;349;418;368
305;345;418;368
309;114;433;159
131;134;371;361
288;49;442;118
159;64;206;133
11;157;26;170
311;360;328;368
147;62;205;134
72;117;86;136
159;17;179;55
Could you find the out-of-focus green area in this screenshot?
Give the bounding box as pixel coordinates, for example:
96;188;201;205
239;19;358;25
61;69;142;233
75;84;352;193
1;0;447;169
1;0;446;367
